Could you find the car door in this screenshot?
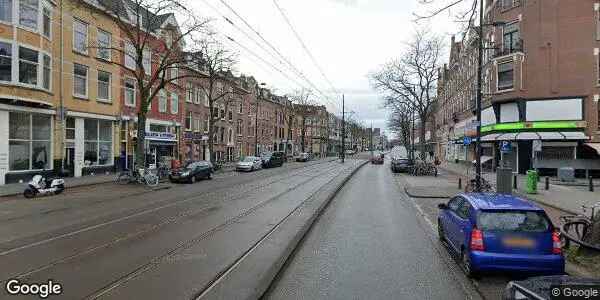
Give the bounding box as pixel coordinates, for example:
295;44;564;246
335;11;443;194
441;197;464;252
453;200;473;251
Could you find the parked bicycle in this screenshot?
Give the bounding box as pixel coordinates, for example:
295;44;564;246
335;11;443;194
560;202;600;251
116;168;159;187
463;161;495;193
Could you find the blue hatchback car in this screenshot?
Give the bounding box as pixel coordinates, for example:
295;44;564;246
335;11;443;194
437;193;565;277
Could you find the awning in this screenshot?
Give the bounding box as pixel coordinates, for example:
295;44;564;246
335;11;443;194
481;131;589;141
584;143;600;155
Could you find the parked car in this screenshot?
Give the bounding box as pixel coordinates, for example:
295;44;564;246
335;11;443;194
236;156;262;172
437;193;564;277
390;157;412;173
503;275;600;300
169;161;213;183
371;152;384;164
296;152;311;162
261;151;285;168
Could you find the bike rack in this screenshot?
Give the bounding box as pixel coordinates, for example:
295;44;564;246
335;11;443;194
561;220;600;252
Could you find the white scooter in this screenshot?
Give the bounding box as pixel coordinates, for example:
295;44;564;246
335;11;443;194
23;175;65;198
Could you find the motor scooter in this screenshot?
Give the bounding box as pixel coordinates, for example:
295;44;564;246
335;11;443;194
23;175;65;198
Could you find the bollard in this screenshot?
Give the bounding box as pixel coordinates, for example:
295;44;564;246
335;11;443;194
458;178;462;190
513;175;518;189
590;176;594;192
545;177;549;190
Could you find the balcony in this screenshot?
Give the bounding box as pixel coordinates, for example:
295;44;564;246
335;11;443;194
494;39;523;58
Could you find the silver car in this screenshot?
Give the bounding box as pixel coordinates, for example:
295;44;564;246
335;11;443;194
236;156;262;172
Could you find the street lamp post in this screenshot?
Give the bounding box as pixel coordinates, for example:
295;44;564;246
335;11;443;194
254;83;266;156
475;0;484;190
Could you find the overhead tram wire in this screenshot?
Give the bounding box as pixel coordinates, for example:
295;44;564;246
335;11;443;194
217;0;341;112
272;0;340;95
198;0;339;112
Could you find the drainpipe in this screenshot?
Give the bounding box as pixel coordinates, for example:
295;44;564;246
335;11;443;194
59;0;65;174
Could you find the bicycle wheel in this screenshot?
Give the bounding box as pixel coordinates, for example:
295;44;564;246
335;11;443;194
117;172;131;185
145;174;159;187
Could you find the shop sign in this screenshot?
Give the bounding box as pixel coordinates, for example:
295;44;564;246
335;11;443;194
183;132;208;141
146;131;176;141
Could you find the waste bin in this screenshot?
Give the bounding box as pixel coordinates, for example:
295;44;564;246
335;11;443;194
526;170;538;194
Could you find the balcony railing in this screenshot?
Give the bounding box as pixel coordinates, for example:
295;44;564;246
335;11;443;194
494;39;523;58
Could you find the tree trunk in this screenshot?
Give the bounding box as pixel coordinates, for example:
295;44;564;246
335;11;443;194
135;113;147;170
301;118;306;153
419;118;426;160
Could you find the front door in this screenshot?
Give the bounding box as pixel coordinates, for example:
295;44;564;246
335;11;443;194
64;147;75;176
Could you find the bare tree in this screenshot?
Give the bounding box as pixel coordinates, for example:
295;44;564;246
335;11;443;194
387;104;413;151
414;0;478;31
370;29;443;160
188;37;240;164
288;89;315;153
281;97;296;156
74;0;211;167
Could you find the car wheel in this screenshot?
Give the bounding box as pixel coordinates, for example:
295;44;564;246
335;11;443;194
437;221;445;242
250;166;254;172
206;172;212;180
461;251;477;278
190;175;196;184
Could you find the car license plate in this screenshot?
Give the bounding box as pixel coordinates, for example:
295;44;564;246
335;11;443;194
502;237;535;248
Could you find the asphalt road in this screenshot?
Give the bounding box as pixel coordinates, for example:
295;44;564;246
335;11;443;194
0;158;362;300
265;161;482;300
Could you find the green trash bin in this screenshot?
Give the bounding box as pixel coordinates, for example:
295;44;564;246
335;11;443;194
526;170;538;194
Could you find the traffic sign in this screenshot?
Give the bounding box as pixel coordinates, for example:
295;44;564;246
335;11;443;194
463;137;472;145
500;141;512;153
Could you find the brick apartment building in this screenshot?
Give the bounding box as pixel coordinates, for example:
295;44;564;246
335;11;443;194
436;0;600;176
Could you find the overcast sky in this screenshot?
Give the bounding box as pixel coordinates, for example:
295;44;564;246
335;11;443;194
188;0;460;137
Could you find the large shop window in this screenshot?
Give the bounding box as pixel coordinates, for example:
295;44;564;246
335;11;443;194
0;41;12;82
0;0;12;23
9;112;51;171
19;0;38;31
19;46;38;85
84;119;113;166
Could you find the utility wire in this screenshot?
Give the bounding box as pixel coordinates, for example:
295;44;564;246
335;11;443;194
217;0;341;111
272;0;340;95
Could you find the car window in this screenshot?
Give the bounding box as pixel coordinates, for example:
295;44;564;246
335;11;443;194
456;201;471;219
478;210;550;232
447;197;463;211
186;162;197;169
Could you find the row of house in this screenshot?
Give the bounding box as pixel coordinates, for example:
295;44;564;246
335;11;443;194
431;0;600;176
0;0;352;185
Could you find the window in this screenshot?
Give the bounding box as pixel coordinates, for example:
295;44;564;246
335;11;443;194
238;102;243;114
42;6;51;38
220;108;225;120
0;0;12;23
228;110;233;121
186;83;193;103
97;70;111;102
19;46;38;85
9;112;51;170
193;87;201;104
478;211;550;232
42;54;50;90
185;112;192;131
73;63;88;97
65;117;75;140
237;119;242;136
170;67;178;83
19;0;38;30
97;29;111;61
171;92;178;114
497;61;514;91
124;41;136;70
73;18;88;54
84;119;113;166
0;41;12;82
204;119;209;133
195;118;201;132
124;78;136;106
158;90;167;112
502;22;520;55
142;49;151;75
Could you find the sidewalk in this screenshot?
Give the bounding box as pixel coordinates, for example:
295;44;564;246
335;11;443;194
439;162;599;214
0;173;116;197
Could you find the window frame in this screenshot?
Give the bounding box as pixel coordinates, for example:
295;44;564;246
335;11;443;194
73;18;88;55
0;0;12;24
96;29;112;61
0;40;13;83
73;63;88;99
171;92;179;114
41;52;50;91
185;111;192;131
41;4;51;39
18;45;39;86
158;89;167;113
124;77;137;107
19;0;39;32
97;70;111;103
497;61;514;91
